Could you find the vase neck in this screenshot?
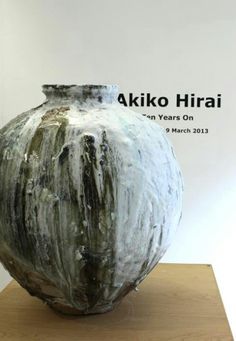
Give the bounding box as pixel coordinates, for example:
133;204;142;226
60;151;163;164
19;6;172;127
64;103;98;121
42;84;119;105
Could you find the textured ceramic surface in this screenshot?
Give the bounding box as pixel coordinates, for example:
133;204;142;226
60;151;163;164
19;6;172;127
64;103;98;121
0;84;183;315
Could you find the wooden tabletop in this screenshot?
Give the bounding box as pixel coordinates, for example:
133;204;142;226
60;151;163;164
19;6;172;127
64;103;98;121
0;263;233;340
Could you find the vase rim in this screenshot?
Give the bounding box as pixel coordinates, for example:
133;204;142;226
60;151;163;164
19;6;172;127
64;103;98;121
42;84;119;90
42;84;119;103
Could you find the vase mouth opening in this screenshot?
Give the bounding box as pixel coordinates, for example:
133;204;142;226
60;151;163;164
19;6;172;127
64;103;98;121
42;84;119;103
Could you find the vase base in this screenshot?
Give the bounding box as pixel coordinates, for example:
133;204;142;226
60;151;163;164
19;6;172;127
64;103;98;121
48;301;117;316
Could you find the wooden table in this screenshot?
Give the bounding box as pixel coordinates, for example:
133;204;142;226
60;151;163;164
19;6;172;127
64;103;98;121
0;264;233;340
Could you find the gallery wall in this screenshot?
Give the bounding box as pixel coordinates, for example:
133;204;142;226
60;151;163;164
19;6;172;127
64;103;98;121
1;0;236;334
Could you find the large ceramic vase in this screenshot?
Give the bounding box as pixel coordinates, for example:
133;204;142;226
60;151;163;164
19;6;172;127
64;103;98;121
0;84;183;315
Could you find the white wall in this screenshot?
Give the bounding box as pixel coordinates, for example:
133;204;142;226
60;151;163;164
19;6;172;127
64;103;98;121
1;0;236;336
0;264;11;292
